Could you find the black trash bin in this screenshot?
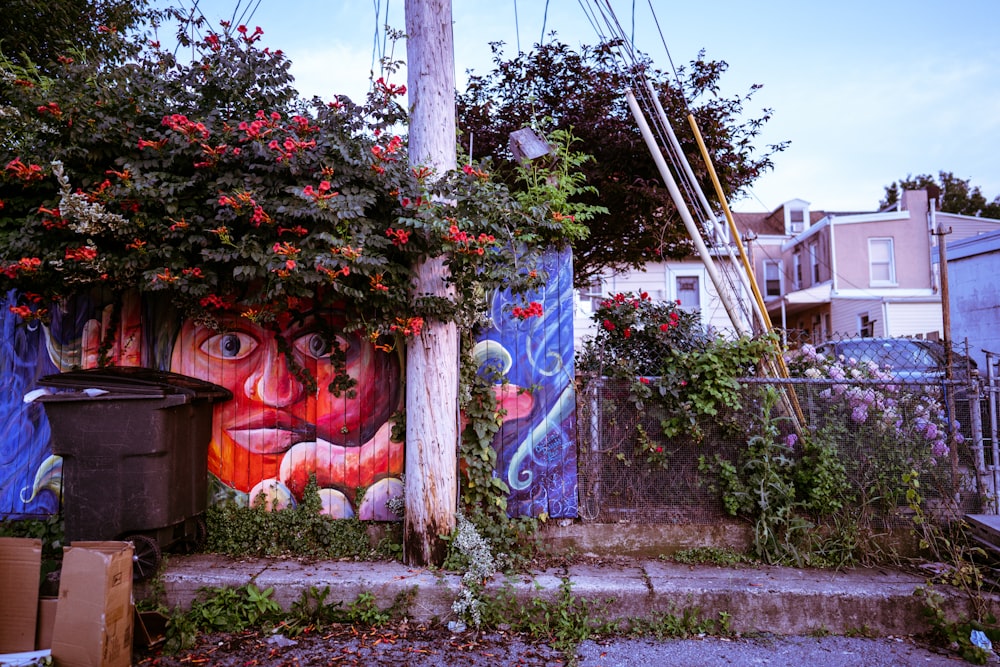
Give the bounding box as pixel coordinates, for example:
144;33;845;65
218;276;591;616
36;367;231;578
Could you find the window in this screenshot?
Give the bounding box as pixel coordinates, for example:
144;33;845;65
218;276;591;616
859;312;875;338
792;252;802;290
575;279;603;314
809;242;820;283
763;261;782;297
868;238;896;285
675;276;700;310
789;208;805;233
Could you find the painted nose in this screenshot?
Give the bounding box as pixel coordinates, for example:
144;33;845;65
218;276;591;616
244;344;304;407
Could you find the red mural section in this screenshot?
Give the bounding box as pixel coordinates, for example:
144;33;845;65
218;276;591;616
42;291;405;520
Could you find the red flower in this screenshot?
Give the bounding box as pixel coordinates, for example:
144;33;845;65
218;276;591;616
138;137;168;150
462;164;489;180
390;316;425;337
386;228;410;247
511;301;543;320
602;319;616;331
65;246;97;262
5;159;44;182
36;102;63;119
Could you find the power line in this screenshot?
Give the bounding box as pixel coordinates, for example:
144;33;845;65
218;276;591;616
514;0;521;53
540;0;551;46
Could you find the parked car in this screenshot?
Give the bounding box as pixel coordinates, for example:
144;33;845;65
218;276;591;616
815;337;977;385
816;337;980;444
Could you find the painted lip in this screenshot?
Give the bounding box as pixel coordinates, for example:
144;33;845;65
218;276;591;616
227;413;316;455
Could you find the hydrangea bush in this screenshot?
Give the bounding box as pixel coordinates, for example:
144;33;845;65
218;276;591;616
785;343;960;513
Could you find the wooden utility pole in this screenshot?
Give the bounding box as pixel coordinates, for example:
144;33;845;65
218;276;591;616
403;0;458;566
934;220;962;495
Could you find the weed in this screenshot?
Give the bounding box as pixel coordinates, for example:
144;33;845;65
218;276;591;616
204;476;401;560
916;586;999;665
668;546;755;567
510;579;617;655
164;584;282;652
163;584;401;654
626;608;732;640
446;512;503;627
844;625;876;638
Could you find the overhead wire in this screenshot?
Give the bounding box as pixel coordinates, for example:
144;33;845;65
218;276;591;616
585;1;760;333
540;0;551;46
514;0;521;53
576;1;804;429
371;0;386;81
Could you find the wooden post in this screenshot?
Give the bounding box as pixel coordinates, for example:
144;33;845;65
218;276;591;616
403;0;458;567
934;220;961;496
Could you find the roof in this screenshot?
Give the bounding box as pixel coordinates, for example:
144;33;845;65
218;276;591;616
947;229;1000;261
733;208;829;238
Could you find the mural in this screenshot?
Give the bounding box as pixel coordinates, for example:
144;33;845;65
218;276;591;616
0;290;59;519
476;247;578;518
0;248;579;523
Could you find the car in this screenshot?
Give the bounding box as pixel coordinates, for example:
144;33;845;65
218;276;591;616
815;337;977;386
816;337;979;440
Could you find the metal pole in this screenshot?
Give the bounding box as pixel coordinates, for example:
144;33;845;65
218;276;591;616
987;351;1000;513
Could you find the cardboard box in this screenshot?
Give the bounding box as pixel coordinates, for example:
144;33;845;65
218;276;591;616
35;598;58;651
133;610;167;650
51;542;134;667
0;538;42;653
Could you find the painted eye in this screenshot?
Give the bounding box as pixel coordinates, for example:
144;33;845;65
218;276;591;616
294;332;332;359
201;331;258;360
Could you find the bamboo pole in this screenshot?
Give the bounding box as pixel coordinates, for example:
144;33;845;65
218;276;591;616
685;114;805;427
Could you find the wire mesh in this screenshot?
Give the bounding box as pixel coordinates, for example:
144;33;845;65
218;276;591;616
576;334;989;527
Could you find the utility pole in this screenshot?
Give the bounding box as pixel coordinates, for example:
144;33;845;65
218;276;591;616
933;219;961;494
403;0;458;567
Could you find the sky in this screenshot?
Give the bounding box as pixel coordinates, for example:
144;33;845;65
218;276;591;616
158;0;1000;214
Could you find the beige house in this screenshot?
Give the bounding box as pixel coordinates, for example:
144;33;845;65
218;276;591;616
575;190;1000;347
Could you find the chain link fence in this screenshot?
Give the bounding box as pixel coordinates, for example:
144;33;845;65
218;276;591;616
576;334;989;529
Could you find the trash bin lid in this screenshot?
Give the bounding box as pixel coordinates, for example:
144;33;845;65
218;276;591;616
37;367;232;402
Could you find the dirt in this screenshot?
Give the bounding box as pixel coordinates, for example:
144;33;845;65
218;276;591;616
135;621;568;666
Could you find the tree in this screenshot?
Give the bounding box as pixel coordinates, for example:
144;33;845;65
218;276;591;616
0;0;152;74
457;40;788;286
0;14;593;564
881;171;1000;219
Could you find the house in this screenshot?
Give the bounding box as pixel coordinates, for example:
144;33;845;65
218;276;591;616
739;190;1000;345
573;237;753;346
574;190;1000;349
946;229;1000;371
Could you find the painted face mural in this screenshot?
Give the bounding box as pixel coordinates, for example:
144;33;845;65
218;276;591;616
2;248;580;523
169;309;403;519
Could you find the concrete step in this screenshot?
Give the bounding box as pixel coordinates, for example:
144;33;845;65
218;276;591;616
139;554;999;636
